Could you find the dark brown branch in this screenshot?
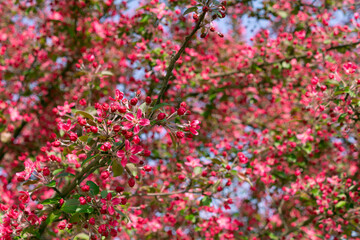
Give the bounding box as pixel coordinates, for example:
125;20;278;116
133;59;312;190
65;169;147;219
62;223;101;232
151;12;206;112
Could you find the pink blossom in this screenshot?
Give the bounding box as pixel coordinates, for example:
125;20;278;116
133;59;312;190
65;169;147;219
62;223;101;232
15;159;35;181
123;109;150;134
57;101;75;117
117;140;143;166
184;156;202;168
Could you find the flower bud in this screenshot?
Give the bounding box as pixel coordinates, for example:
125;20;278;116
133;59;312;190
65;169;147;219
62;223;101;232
157;113;166;120
177;107;186;116
128;178;135;188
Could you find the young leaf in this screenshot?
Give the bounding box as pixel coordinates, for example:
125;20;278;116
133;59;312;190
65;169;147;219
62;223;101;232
86;181;100;195
183;6;198;16
75;110;95;120
61;199;80;213
126;163;138;177
112;160;124;177
152;102;172;112
46;180;56;188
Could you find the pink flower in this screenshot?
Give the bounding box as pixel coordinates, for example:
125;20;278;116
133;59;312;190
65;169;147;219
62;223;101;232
58;119;75;131
117;140;143;167
19;191;30;204
184;120;201;135
184;156;202;168
15;159;35;182
109;89;124;101
100;192;121;215
123;109;150;134
57;101;75;116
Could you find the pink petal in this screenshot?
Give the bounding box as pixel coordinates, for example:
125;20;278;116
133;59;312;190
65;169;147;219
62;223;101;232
122;121;133;130
124;113;134;121
136;109;142;119
117;150;125;158
139;118;150;126
125;140;130;151
129;155;140;164
191;120;200;127
134;125;140;134
190;127;198;136
112;198;121;205
130;145;143;155
121;156;128;167
108;205;115;215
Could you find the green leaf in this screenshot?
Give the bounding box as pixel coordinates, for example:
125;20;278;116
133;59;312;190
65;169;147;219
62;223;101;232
140;14;150;23
46;180;56;188
46;211;61;225
101;190;109;199
41;197;61;205
185;214;196;223
74;233;90;240
311;188;320;197
56;172;75;178
335;201;346;208
277;10;288;18
282;61;291;69
86;181;99;195
200;196;212;206
75;110;95;121
69;213;80;223
338;113;347;122
126;163;138;177
75;204;94;213
23;179;40;186
334;90;345;96
81;153;99;167
269;232;279;240
112;160;124;177
286;154;297;163
152;102;172;112
272;171;287;180
21;226;40;238
99;70;114;76
303;143;312;154
210;158;222;165
61;199;80;213
78;135;89;142
61;199;94;213
138;102;148;115
52;168;64;176
194;166;202;175
183;6;198;16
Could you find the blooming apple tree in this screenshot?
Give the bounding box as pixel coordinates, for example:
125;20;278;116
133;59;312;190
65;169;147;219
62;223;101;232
1;0;360;239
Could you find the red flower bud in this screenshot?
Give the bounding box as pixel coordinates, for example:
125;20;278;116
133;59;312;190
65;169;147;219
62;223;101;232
177;107;186;116
157;113;166;120
81;185;90;192
130;98;138;106
128;178;135;188
89;217;95;225
176;131;185;139
118;106;127;113
79;197;86;205
43;167;50;176
116;186;124;193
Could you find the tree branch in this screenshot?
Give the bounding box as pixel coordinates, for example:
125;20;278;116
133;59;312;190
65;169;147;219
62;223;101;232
151;12;206;113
